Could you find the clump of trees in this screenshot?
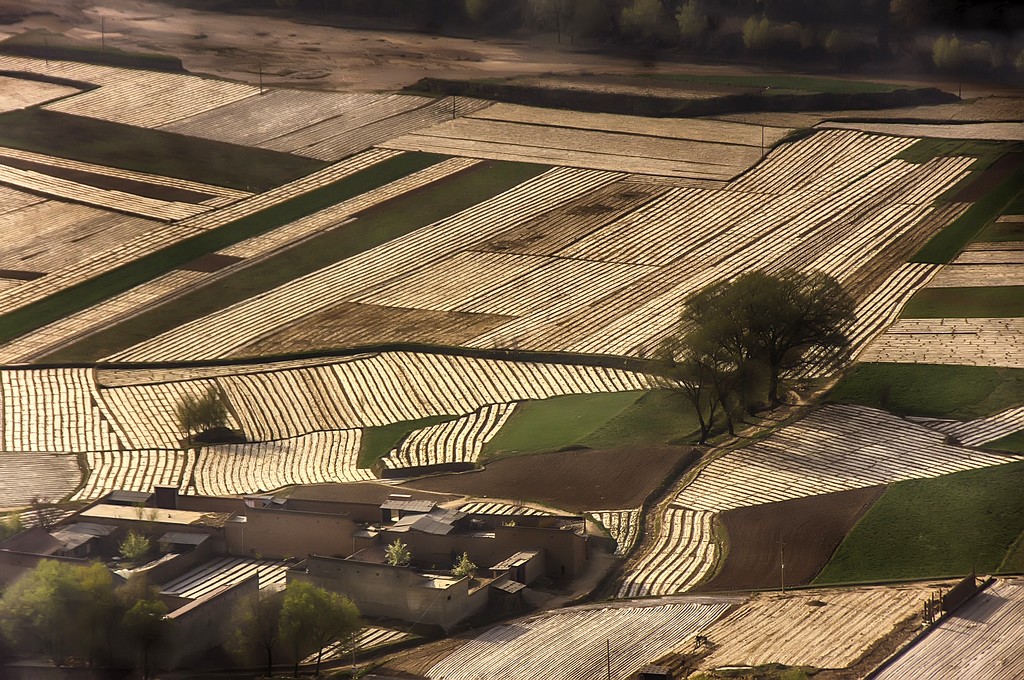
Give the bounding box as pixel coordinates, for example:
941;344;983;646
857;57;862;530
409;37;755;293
231;581;361;678
660;269;854;443
0;562;168;673
175;386;232;445
385;538;412;567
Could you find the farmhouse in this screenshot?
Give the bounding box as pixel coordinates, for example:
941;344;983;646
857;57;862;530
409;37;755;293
0;485;590;634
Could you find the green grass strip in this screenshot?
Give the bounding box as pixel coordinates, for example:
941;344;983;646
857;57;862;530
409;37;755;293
973;220;1024;242
829;363;1024;420
639;73;898;94
912;161;1024;263
358;415;459;469
0;108;327;192
481;391;645;460
901;286;1024;318
986;430;1024;454
41;160;549;362
0;152;444;347
580;389;701;449
896;138;1013;168
814;460;1024;584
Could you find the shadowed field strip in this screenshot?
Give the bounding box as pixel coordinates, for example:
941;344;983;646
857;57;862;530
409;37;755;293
917;404;1024;447
0;74;80;112
0;452;80;507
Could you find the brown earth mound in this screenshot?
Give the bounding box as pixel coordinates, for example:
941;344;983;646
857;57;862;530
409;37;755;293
696;485;885;592
403;445;698;512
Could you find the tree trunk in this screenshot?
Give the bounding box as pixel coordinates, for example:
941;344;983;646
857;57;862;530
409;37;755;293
267;646;273;679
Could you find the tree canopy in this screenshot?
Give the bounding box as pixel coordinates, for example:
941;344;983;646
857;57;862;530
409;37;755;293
175;386;230;443
280;581;361;676
663;269;854;440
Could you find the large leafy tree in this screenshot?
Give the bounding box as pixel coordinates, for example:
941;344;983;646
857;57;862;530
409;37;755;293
0;560;117;666
667;270;854;436
279;581;361;677
122;598;169;680
229;588;286;679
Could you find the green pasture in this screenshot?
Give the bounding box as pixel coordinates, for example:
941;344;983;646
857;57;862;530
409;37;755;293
0;109;324;191
901;286;1024;318
829;363;1024;419
974;220;1024;241
815;460;1024;583
480;391;645;460
480;388;703;460
358;415;459;469
38;160;548;362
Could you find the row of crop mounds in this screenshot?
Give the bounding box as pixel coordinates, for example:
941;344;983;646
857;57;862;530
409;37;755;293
0;55;258;129
382;102;794;180
0;146;401;320
426;600;732;680
107;130;974;364
162;89;489;162
0;156;479;364
858;317;1024;368
615;404;1022;598
875;578;1024;680
0;73;81;112
0;352;658;502
926;241;1024;287
157;557;288;599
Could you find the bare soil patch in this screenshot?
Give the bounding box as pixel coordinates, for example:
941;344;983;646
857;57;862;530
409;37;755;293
234;302;513;357
696;486;886;592
403;445;698;512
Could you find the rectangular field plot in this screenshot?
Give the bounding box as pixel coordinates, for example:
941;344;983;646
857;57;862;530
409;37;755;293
859;317;1024;368
698;584;932;670
674;404;1023;512
191;430;372;496
159;557;287;599
928;263;1024;287
875;579;1024;680
0;74;80;112
427;600;732;680
0;452;80;507
820;120;1024;141
383;116;761;180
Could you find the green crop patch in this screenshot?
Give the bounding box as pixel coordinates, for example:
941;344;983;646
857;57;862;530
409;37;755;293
829;363;1024;419
39;160;549;362
901;286;1024;318
0;108;327;192
973;220;1024;241
359;415;459;469
481;391;646;460
896;138;1013;168
986;430;1024;454
815;460;1024;583
580;389;702;449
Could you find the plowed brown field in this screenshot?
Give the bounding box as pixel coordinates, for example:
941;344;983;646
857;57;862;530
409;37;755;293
696;486;885;591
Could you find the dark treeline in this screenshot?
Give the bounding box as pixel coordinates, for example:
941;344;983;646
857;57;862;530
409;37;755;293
168;0;1024;77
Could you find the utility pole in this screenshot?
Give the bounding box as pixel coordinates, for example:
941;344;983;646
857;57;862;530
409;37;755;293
258;60;264;95
101;16;105;51
452;94;456;120
780;541;786;594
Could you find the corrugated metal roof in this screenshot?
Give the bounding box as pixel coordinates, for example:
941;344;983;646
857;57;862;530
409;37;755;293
380;499;435;513
159;532;209;546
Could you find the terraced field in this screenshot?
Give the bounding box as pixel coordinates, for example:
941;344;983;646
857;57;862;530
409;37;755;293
917;404;1024;446
0;452;80;507
164;90;489;161
427;600;733;680
0;74;80;112
381;403;516;471
618;405;1021;596
590;508;641;556
875;579;1024;679
697;584;934;670
108;129;971;364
